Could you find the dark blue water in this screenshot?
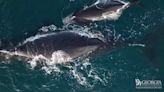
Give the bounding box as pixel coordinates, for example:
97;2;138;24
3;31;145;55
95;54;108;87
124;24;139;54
0;0;164;92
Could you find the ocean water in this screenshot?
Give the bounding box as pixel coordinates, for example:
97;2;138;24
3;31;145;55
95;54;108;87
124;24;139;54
0;0;164;92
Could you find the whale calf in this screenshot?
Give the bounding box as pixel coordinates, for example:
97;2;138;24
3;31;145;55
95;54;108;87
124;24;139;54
63;0;140;24
0;31;107;62
63;0;130;24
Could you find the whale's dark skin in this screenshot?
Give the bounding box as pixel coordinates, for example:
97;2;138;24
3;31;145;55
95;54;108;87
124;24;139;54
69;0;129;24
64;0;140;24
12;31;106;59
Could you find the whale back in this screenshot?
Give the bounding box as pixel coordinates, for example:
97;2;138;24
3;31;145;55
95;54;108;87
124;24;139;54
96;0;125;8
73;0;126;23
15;32;106;58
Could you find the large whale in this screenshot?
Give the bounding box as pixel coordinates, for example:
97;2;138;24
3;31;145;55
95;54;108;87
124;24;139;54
0;31;107;62
63;0;139;24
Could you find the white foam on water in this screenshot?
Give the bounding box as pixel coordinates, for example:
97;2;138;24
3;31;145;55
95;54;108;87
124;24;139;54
21;24;58;46
0;50;71;74
66;58;110;87
128;43;146;47
27;53;108;87
27;50;73;74
70;59;91;86
51;50;72;64
22;33;56;45
62;24;106;42
62;14;76;25
70;69;88;85
39;24;57;32
27;55;48;69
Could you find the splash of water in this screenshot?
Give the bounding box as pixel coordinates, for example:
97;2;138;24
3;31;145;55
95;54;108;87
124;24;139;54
39;24;57;32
